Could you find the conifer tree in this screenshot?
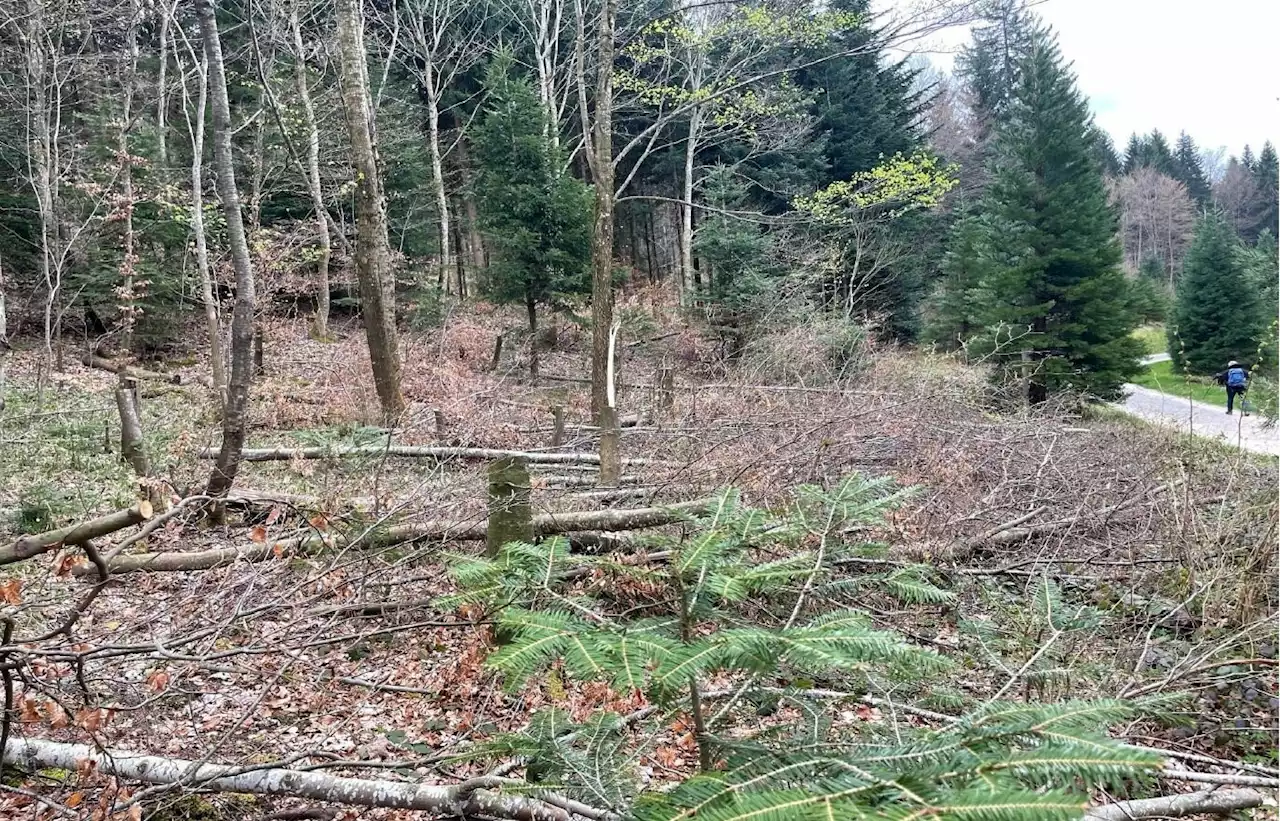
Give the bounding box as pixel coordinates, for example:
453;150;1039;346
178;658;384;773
1173;131;1212;208
472;53;593;379
1141;129;1176;177
1169;215;1264;374
1122;133;1143;175
1251;141;1279;241
955;0;1039;133
966;30;1140;401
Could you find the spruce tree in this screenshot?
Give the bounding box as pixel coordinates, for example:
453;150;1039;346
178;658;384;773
1250;141;1279;241
1141;129;1176;177
1122;133;1143;174
472;53;593;377
1168;215;1264;374
969;30;1140;401
955;0;1039;129
1173;131;1212;208
1089;125;1121;177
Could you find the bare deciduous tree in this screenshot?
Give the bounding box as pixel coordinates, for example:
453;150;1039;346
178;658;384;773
1111;167;1196;283
197;0;257;504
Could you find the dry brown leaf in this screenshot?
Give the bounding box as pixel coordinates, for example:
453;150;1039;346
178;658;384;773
249;525;268;543
145;669;170;693
0;578;21;604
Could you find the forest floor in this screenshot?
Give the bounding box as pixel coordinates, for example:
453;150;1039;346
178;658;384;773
0;299;1277;820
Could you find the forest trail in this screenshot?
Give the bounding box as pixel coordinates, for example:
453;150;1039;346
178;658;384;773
1117;383;1280;455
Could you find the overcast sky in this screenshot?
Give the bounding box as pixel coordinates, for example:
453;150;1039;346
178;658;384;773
897;0;1279;158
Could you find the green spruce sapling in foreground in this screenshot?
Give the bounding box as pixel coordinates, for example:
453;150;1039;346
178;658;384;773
435;474;1167;821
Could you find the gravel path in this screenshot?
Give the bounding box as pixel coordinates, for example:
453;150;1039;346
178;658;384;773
1118;384;1279;456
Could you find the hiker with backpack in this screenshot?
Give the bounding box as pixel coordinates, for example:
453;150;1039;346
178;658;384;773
1214;360;1250;415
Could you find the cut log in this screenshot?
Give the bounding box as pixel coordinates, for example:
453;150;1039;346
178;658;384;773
0;502;152;566
82;353;181;384
79;498;710;575
1084;788;1266;819
2;737;603;821
197;444;663;466
115;378;150;477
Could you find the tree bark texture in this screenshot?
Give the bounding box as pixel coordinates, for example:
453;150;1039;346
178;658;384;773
197;0;256;504
588;0;616;423
487;456;533;556
1;737;599;821
335;0;405;421
1084;788;1266;820
115;378;150;477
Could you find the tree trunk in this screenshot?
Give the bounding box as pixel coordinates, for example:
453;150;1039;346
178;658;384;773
455;138;487;288
197;0;257;506
115;377;150;477
26;0;58;372
335;0;405;421
156;0;172;172
187;49;228;413
527;296;539;382
587;0;621;487
486;456;533;557
425;65;455;296
290;0;331;340
679;100;701;303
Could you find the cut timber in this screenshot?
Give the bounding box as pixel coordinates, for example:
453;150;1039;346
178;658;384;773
82;353;181;384
0;502;152;566
1084;788;1266;819
82;498;710;575
198;445;663;466
2;737;604;821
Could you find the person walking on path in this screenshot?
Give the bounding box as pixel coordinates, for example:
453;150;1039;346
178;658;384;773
1214;360;1250;415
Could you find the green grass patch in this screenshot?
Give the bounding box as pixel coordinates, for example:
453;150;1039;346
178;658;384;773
1131;324;1167;357
1131;359;1225;407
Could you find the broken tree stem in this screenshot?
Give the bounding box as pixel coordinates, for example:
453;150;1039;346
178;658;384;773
196;445;662;466
1;503;152;566
1;737;604;821
1083;788;1266;819
79;498;711;575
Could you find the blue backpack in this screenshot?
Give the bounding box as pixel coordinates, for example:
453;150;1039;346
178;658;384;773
1227;367;1247;388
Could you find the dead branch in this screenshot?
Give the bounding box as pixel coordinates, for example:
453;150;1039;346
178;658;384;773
0;502;153;566
1161;767;1279;788
198;444;663;466
2;737;610;821
1084;788;1268;819
82;354;181;384
945;482;1178;560
78;499;711;575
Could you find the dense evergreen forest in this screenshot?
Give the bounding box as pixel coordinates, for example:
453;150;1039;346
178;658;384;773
0;0;1275;819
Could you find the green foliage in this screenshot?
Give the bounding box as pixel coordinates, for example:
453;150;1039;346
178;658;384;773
695;168;776;320
446;475;1163;819
1168;215;1264;375
952;30;1141;400
473;52;592;324
1128;267;1170;325
793;153;957;221
955;0;1041;126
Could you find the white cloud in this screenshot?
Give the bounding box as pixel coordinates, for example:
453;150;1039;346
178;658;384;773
886;0;1280;156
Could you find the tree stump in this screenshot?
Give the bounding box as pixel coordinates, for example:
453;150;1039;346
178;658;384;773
116;376;150;477
253;326;266;376
490;333;503;371
597;406;621;487
656;363;675;415
550;405;565;447
486;456;532;557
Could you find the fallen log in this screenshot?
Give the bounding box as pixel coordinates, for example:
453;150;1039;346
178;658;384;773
0;502;152;566
78;498;710;575
197;444;662;466
82;353;181;384
2;737;608;821
1084;788;1267;819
